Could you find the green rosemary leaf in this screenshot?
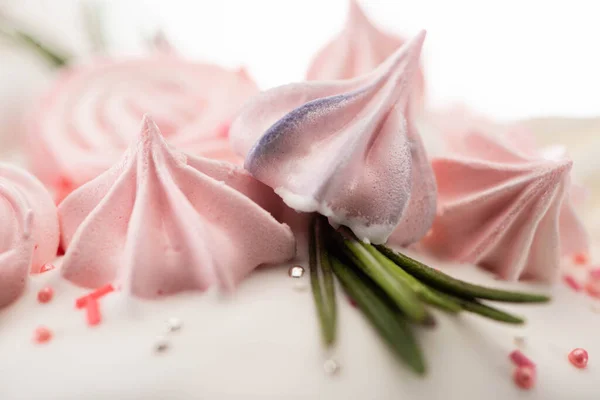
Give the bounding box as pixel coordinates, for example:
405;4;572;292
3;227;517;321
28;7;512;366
363;244;462;314
337;230;433;325
330;256;426;375
451;296;525;324
14;31;68;67
376;245;550;304
309;217;337;347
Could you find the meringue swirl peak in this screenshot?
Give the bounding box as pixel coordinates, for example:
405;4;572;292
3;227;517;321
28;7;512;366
424;123;588;282
0;164;59;308
230;30;436;245
59;116;296;298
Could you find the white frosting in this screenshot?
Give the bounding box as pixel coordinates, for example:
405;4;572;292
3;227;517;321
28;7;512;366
0;257;598;399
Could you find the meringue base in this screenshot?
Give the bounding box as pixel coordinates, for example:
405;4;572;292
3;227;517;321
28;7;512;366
0;254;598;400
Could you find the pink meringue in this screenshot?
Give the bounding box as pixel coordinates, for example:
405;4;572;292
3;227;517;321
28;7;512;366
230;31;436;245
306;0;425;107
423;114;588;281
29;57;258;198
0;163;59;307
58;116;295;298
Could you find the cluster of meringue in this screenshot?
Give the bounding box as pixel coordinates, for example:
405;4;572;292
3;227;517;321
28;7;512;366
0;0;587;310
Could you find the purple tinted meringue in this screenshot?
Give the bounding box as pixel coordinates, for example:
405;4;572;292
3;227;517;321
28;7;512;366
230;31;436;244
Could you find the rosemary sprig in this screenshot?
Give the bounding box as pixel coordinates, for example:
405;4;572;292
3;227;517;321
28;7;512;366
449;294;525;324
337;229;434;326
309;217;337;347
13;31;68;67
363;243;462;314
375;245;550;303
330;255;426;375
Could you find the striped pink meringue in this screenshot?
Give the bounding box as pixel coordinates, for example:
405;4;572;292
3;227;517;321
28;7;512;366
29;57;258;200
0;164;59;307
230;31;435;245
423;110;588;281
307;0;425;108
59;116;295;298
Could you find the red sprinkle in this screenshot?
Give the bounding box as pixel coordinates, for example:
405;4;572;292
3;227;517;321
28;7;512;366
34;326;53;344
574;253;589;266
568;348;589;369
75;284;115;309
589;268;600;280
40;263;55;273
513;366;536;390
585;280;600;299
216;121;231;138
37;287;54;303
54;176;75;205
86;298;101;326
563;275;582;292
509;350;536;368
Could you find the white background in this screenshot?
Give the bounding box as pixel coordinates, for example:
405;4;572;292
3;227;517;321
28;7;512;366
2;0;600;120
104;0;600;120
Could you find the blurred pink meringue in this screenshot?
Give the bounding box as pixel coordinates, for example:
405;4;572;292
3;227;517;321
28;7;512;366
306;0;425;109
58;116;295;298
0;163;59;308
230;31;436;244
29;56;258;200
423;108;589;282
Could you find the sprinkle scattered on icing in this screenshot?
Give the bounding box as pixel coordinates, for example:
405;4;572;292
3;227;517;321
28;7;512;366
568;348;589;369
86;298;101;326
40;263;55;273
584;280;600;299
167;318;183;333
288;265;305;278
563;275;582;292
75;284;115;309
509;350;536;368
589;268;600;280
513;366;536;390
34;326;52;344
574;253;589;266
323;359;340;375
37;287;54;303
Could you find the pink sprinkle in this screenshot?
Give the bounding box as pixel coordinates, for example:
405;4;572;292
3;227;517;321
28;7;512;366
75;284;115;309
585;280;600;299
34;326;52;344
40;263;55;273
574;253;589;266
216;121;231;138
37;287;54;303
347;296;358;308
563;275;582;292
513;366;536;390
568;348;589;369
509;350;536;368
589;268;600;280
86;298;101;326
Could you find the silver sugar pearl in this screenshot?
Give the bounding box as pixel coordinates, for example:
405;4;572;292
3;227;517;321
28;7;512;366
323;359;340;375
288;265;305;278
167;317;183;333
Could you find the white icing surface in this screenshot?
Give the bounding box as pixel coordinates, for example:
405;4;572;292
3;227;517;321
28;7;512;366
0;255;599;400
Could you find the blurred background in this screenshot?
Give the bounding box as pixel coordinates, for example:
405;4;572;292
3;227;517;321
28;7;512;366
2;0;599;120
